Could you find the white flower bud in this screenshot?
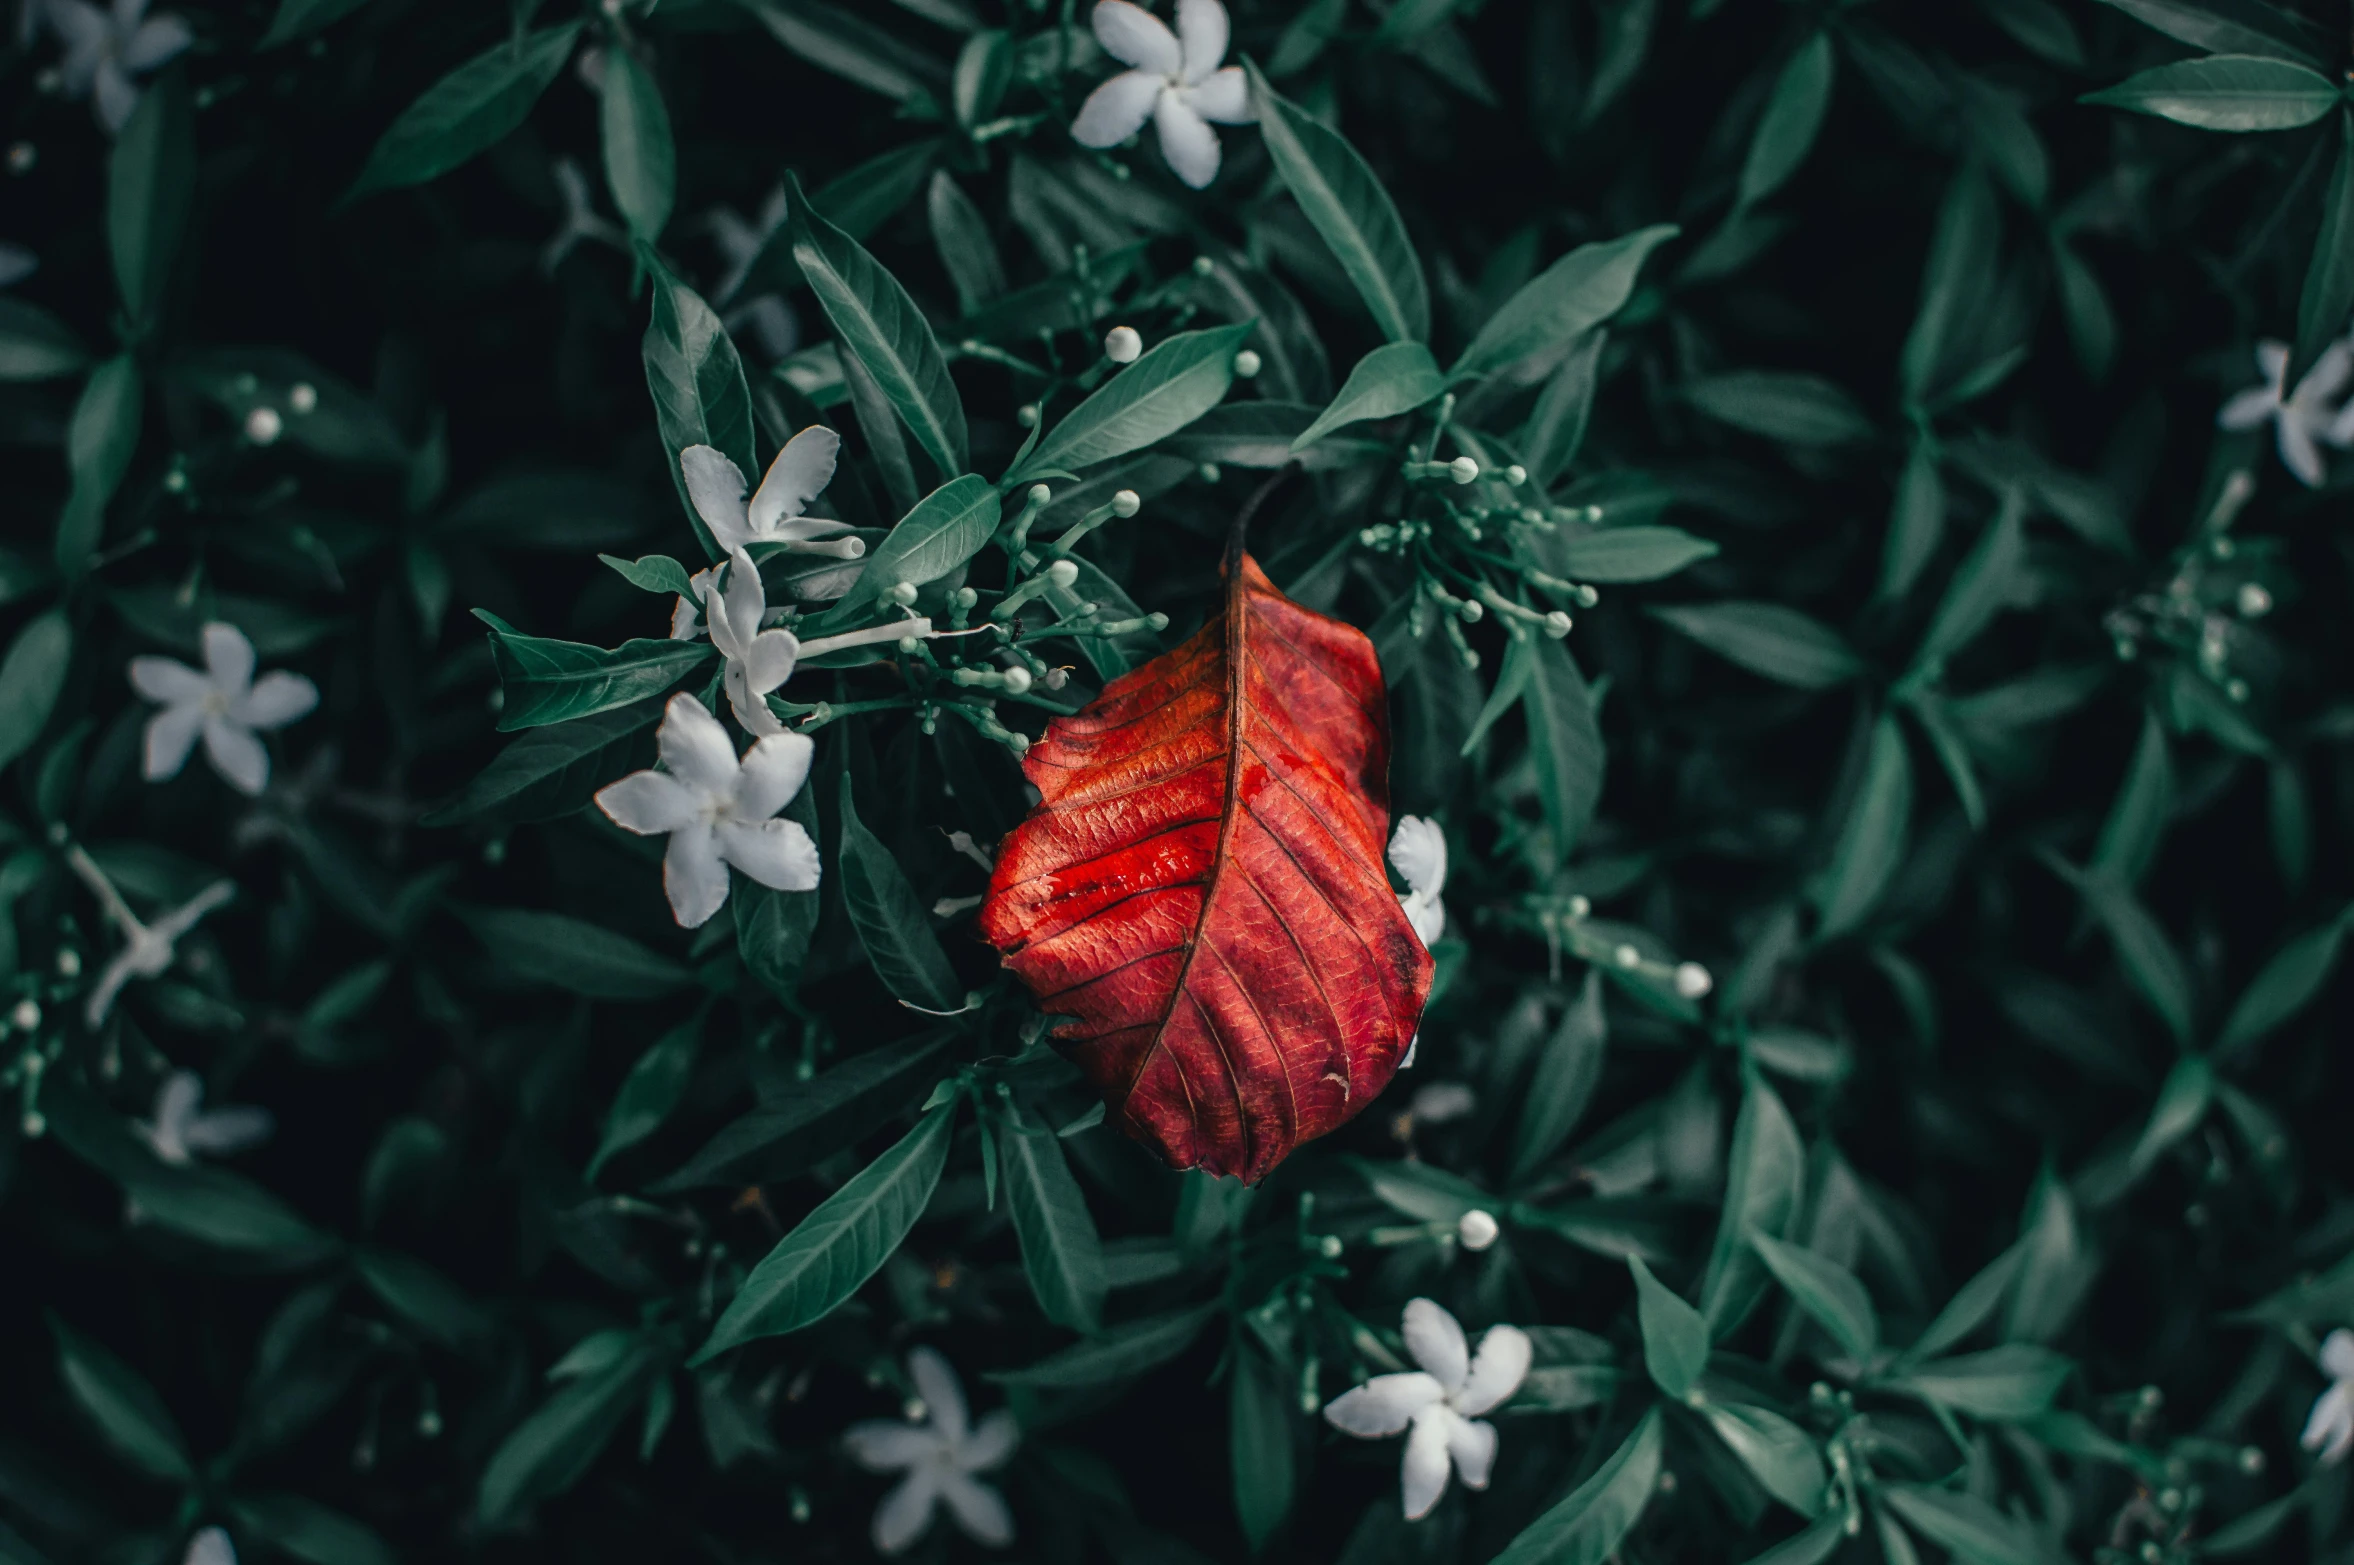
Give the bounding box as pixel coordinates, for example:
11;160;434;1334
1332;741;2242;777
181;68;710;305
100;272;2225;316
953;586;978;611
1017;404;1040;428
1567;895;1590;919
889;580;920;606
1191;255;1214;276
2238;582;2272;618
1104;326;1143;364
897;636;920;654
1113;489;1141;517
1674;962;1713;1000
1001;665;1033;694
8;999;37;1031
1544;611;1573;638
1615;944;1641;969
1233;349;1262;378
1504;464;1527;486
1457;1210;1500;1251
1045;559;1080;588
244;406;283;445
1027;482;1051;507
1198;463;1222;484
1042;666;1069;690
1447;456;1479;484
288;382;318;415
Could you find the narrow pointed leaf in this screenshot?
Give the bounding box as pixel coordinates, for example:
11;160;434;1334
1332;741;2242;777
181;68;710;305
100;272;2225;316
1451;226;1678;381
2082;54;2338;132
1489;1408;1662;1565
1629;1254;1709;1398
1292;341;1443;451
346;24;583;200
840;775;965;1012
998;1113;1106;1332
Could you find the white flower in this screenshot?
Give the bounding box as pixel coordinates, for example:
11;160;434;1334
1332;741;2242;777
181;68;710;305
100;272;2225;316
140;1068;272;1166
844;1347;1019;1555
542;157;625;274
1070;0;1256;190
706;189;800;360
703;548;804;738
2304;1329;2354;1465
129;623;318;796
1324;1298;1531;1520
594;692;821;928
1389;815;1447;948
0;243;34;287
76;873;236;1027
2218;339;2354;489
46;0;191;135
679;433;864;571
182;1527;235;1565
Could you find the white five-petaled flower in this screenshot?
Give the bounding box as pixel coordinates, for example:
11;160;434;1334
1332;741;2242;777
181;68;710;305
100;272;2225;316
701;548;804;738
182;1527;236;1565
2304;1329;2354;1465
130;623;317;797
706;189;801;360
140;1068;272;1167
1324;1298;1531;1521
682;431;857;559
2218;339;2354;489
542;157;625;274
844;1347;1019;1556
46;0;192;135
1389;815;1447;948
594;692;821;929
1071;0;1256;191
68;856;236;1027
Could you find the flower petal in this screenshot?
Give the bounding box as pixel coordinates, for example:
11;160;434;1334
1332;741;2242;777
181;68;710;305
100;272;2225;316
721;549;769;650
681;445;753;555
597;770;702;834
2302;1381;2353;1464
724;659;787;738
85;950;142;1028
123;13;192;71
1402;1298;1469;1392
181;1104;274;1157
1323;1372;1445;1438
201;716;270;796
94;63;140;134
201;622;256;698
150;881;235;942
2217;386;2279;431
744;628;799;696
142;704;204;781
663;823;731;928
873;1466;943;1556
716;818;821;892
1400;1406;1454;1520
747;426;841;538
1153;94;1221;188
1401;891;1445;948
2278;416;2328;488
2255;340;2291;391
232;670;317;731
1387;815;1447;898
958;1409;1021;1473
937;1472;1015;1548
1445;1415;1498;1490
1072;69;1163;149
845;1420;943;1471
182;1526;237;1565
2301;338;2354;405
909;1346;971;1443
736;731;815;821
1452;1325;1532;1417
1182;65;1253;124
1092;0;1180;74
150;1070;203;1153
2323;1329;2354;1380
129;655;208;707
657;693;740;798
1176;0;1228;84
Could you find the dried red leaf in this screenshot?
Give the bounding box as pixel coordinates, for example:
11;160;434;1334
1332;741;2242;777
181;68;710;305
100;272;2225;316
979;552;1432;1183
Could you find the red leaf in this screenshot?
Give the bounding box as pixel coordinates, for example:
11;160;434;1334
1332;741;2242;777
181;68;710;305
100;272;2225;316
979;552;1432;1183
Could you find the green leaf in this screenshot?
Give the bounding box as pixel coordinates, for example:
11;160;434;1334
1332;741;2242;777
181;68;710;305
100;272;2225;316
743;0;947;103
227;1495;398;1565
1697;1401;1826;1518
1018;322;1253;479
1245;61;1430;343
109;71;193;327
2051;238;2116;382
599;45;676;243
998;1113;1106;1333
991;1302;1220;1390
2091;711;2173;888
0;611;70;776
1702;1074;1806;1334
1489;1408;1661;1565
1291;341;1443;451
1355;1155;1489;1223
49;1319;191;1482
1750;1233;1878;1360
2092;0;2327;66
655;1033;953;1190
1629;1254;1708;1398
56;354;144;578
819;473;996;627
1911;491;2023;673
479;1333;663;1524
473;612;714;731
1879;1484;2055;1565
1511;970;1607;1182
1451;225;1678;381
0;297;91;381
1521;328;1605;487
694;1103;956;1361
643;255;758;560
790;173;967;477
1909;1245;2024;1361
1651;603;1863;689
733;788;823;1000
928;169;1006;316
1739;36;1834;209
2048;859;2194;1047
951;28;1012;130
1546;525;1719;583
2216;914;2347;1059
589;1017;705;1179
2082;54;2339;133
1458;631;1536;757
456;906;691;1000
839;775;965;1011
2127;1052;2216;1177
353;1246;495;1348
1901;166;1999;411
346;24;584;201
1686;371;1874;446
421;701;660;828
1525;636;1605;859
259;0;376;47
1887;1344;2070;1422
1230;1338;1295;1552
2004;1168;2088;1344
1738;1516;1847;1565
1815;717;1913;941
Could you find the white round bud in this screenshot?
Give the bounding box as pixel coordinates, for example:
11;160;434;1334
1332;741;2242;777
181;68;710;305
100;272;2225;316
1112;489;1141;518
8;1000;37;1031
1045;559;1080;588
1198;463;1222;484
1457;1210;1501;1251
1447;456;1479;484
889;580;920;606
2238;582;2272;618
288;382;318;415
1027;483;1051;507
1001;665;1033;694
1567;895;1590;919
897;636;920;654
1544;611;1574;638
1191;255;1215;276
953;586;978;611
1233;349;1262;378
1104;325;1143;364
1674;962;1713;1000
1146;613;1169;631
1317;1233;1344;1259
1017;403;1040;428
1615;944;1641;969
1042;666;1069;690
1007;732;1031;756
1505;464;1528;486
244;406;283;445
